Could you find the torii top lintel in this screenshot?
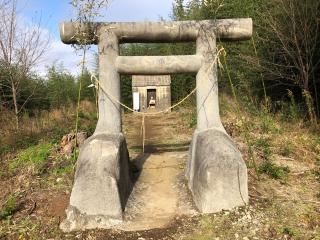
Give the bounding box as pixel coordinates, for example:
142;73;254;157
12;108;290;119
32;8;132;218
60;18;252;44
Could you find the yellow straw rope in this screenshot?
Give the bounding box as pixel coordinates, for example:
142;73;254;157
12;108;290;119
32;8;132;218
91;74;197;116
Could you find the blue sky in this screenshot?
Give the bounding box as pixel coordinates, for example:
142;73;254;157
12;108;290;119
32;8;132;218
18;0;173;75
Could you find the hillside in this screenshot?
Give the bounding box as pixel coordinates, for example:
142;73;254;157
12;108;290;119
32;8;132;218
0;95;319;239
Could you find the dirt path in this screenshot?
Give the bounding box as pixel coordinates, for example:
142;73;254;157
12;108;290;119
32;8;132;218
120;113;196;231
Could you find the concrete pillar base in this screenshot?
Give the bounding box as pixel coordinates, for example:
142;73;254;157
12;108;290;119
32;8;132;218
60;134;132;232
60;206;123;232
186;128;248;213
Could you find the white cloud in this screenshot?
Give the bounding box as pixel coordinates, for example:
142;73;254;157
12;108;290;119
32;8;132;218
15;12;96;77
27;0;174;77
35;38;97;77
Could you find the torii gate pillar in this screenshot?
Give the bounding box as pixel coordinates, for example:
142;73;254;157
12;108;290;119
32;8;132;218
59;19;252;231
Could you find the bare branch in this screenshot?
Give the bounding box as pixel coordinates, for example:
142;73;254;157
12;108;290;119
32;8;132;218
0;0;50;128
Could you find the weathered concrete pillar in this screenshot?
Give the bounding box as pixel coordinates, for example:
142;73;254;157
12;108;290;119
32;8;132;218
60;32;132;233
95;32;121;134
186;29;248;213
196;31;224;131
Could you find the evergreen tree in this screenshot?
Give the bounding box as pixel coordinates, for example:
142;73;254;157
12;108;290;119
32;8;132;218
46;64;77;108
172;0;185;20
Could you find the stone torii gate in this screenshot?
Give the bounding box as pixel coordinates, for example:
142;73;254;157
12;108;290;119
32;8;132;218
59;18;252;231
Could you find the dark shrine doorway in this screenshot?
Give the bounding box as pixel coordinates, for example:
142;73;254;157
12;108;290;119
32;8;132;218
147;89;156;107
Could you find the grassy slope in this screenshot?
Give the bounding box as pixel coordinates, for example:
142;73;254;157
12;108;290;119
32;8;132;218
178;94;320;239
0;97;319;239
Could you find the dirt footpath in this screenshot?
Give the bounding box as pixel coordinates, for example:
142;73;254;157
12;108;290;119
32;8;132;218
121;112;197;231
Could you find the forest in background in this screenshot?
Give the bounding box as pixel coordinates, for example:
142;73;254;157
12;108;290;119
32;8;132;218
1;0;320;128
0;0;320;139
122;0;320;123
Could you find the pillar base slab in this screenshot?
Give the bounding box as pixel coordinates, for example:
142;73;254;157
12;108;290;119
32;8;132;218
60;133;132;232
186;128;249;213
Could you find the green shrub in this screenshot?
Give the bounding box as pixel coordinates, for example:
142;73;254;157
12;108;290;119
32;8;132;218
280;91;300;122
0;194;20;220
13;132;41;150
49;126;72;144
189;114;197;128
313;168;320;182
255;137;272;160
280;142;294;157
9;142;53;172
283;227;296;237
51;157;74;176
0;146;11;156
255;137;271;148
260;114;280;134
258;161;290;180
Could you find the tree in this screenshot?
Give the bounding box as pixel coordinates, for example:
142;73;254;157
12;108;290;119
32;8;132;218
259;0;320;119
0;0;49;128
46;64;77;109
172;0;186;20
15;73;49;113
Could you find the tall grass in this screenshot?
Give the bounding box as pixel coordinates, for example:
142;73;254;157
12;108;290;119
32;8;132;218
0;101;96;157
